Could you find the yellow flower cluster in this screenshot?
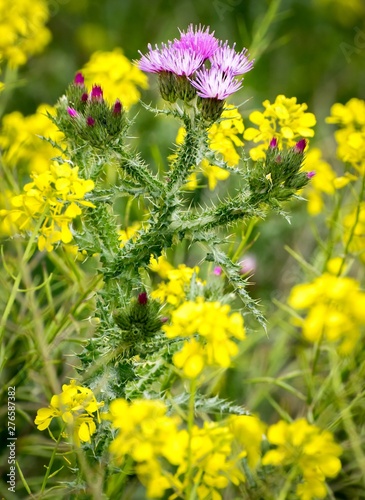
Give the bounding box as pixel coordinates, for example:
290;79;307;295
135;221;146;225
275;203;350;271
288;272;365;353
80;48;148;108
107;399;264;500
326;98;365;173
263;419;342;500
244;95;316;160
163;299;245;378
0;0;51;67
302;148;355;216
34;380;103;447
151;262;201;306
176;106;244;190
1;162;95;251
0;104;64;175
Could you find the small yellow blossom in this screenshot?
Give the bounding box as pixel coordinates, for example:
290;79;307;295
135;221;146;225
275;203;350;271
288;273;365;353
263;419;342;500
1;162;95;252
244;95;316;160
0;105;64;175
149;254;174;279
34;380;103;446
118;221;141;248
163;299;245;377
229;414;266;468
80;48;148;108
326;98;365;173
151;263;201;306
0;0;51;67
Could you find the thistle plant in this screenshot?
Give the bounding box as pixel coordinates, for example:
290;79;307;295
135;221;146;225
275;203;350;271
2;23;355;500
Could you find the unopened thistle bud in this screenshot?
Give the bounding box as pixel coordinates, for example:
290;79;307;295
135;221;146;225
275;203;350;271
293;138;307;153
74;72;85;86
90;85;103;102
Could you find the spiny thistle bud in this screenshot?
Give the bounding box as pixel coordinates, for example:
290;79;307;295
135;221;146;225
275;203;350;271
269;137;278;148
90;85;103;101
293;138;307;153
81;92;89;103
67;106;78;118
197;96;225;123
112;99;122;115
158;71;178;103
138;291;148;305
306;170;316;179
86;116;96;127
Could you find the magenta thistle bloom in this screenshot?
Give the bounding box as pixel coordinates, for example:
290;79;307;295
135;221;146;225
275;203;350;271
86;116;95;127
190;67;242;100
269;137;278;148
138;43;165;73
81;92;89;102
112;99;122;115
210;42;254;76
74;72;85;86
306;170;316;179
67;106;78;118
173;24;218;59
294;138;307;153
162;46;205;76
90;85;103;101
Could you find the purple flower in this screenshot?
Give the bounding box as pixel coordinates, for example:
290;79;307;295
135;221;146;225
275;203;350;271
138;43;165;73
210;41;254;76
190;67;242;100
86;116;95;127
269;137;278;148
90;85;103;101
173;24;219;59
74;72;85;86
162;46;205;76
81;92;89;102
306;170;316;179
67;107;78;118
293;138;307;153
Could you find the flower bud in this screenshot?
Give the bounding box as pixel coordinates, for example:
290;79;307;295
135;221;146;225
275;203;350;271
67;107;78;118
90;85;103;101
74;72;85;86
293;138;306;153
269;137;278;148
138;292;148;305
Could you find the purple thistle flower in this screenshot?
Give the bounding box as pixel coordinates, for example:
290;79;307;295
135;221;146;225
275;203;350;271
269;137;278;148
173;24;219;59
86;116;95;127
210;41;254;76
74;72;85;86
90;85;103;101
67;107;78;118
190;67;242;100
306;170;316;179
294;138;307;153
81;92;89;102
138;43;165;73
162;46;205;76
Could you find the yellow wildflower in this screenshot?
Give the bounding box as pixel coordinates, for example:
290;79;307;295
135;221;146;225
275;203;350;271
118;221;141;248
149;254;174;279
0;105;64;175
263;419;342;500
244;95;316;160
288;273;365;353
0;0;51;67
151;263;201;306
1;162;95;252
163;299;245;377
229;414;266;468
326;98;365;173
302;148;355;215
80;48;148;108
34;380;103;446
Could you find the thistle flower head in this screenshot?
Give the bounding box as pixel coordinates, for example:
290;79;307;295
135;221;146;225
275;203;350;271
210;41;254;76
138;43;165;73
173;24;219;59
112;98;122;115
191;67;242;100
90;85;103;101
86;116;95;127
67;106;78;118
294;138;307;153
269;137;278;148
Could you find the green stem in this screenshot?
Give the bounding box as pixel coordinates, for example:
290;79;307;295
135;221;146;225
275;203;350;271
0;214;44;343
185;377;197;499
41;426;65;494
276;466;297;500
